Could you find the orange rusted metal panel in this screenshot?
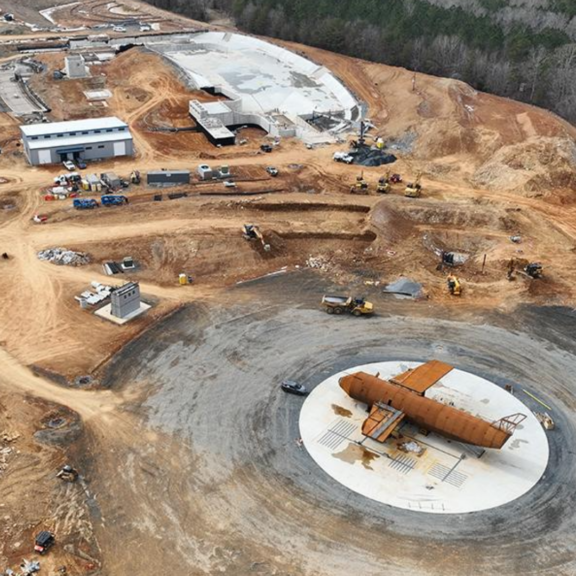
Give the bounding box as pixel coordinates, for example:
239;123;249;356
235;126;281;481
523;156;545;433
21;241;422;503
391;360;454;395
339;368;523;449
362;404;405;442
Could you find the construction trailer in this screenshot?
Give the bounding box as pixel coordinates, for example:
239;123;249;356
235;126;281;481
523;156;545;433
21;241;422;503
147;170;191;186
20;117;134;166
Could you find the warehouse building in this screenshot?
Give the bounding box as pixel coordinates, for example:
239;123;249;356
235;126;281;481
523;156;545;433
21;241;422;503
20;116;134;166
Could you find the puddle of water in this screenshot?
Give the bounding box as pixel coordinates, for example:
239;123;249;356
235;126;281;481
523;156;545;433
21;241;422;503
333;443;380;470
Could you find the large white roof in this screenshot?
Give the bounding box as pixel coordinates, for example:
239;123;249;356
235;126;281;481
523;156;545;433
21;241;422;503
21;116;128;137
156;32;357;119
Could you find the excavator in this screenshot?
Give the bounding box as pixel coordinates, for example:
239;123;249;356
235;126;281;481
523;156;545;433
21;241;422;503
377;171;391;194
507;258;543;280
243;224;271;252
130;170;141;185
350;172;370;195
447;274;462;296
405;171;422;198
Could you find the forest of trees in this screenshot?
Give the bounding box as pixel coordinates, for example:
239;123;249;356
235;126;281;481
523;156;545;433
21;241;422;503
144;0;576;124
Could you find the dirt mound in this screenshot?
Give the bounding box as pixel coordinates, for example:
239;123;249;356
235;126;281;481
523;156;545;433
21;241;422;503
369;201;415;244
471;137;576;195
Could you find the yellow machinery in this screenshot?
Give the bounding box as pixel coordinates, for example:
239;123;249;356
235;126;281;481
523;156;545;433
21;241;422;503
350;173;370;195
322;295;374;316
243;224;271;251
447;275;462;296
377;171;391;194
405;172;422;198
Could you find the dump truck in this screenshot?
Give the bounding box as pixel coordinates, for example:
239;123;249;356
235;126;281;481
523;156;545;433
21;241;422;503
101;195;128;206
73;198;98;209
321;295;374;316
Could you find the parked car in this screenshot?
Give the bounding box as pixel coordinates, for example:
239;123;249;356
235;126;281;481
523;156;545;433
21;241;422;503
63;160;75;171
266;166;279;177
76;160;87;169
223;181;237;188
281;380;308;396
260;144;273;153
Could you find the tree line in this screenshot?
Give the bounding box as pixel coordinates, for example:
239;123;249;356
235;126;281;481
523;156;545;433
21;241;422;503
143;0;576;124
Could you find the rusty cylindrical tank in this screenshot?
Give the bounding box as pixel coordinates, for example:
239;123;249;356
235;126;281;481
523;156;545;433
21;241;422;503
340;372;511;449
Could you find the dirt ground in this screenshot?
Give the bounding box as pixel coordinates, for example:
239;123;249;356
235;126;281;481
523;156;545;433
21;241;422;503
0;1;576;574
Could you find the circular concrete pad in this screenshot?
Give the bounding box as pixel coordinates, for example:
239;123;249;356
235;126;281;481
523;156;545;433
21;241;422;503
300;361;549;514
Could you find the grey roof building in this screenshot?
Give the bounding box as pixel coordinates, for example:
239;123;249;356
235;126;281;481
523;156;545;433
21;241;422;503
20;116;134;166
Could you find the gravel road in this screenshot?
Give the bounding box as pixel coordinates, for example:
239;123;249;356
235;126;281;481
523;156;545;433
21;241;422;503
99;272;576;576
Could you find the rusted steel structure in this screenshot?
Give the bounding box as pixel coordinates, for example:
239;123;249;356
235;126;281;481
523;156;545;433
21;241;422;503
339;360;526;449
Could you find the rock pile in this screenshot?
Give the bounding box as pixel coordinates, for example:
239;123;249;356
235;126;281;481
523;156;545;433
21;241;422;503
37;247;90;266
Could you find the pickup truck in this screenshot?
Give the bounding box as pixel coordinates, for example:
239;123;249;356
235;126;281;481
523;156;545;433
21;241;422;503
321;295;374;316
333;152;354;164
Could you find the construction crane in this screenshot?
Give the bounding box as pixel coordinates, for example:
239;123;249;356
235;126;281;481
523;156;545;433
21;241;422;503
405;171;422;198
243;224;271;252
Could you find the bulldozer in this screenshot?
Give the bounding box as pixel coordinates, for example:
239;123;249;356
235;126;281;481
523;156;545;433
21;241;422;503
350;173;370;195
243;224;271;252
377;172;391;194
405;172;422;198
447;275;462;296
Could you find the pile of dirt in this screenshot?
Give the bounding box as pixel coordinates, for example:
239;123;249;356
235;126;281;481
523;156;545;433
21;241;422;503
471;137;576;194
369;201;415;245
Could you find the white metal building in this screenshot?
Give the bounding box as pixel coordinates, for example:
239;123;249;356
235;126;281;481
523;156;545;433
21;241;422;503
20;117;134;166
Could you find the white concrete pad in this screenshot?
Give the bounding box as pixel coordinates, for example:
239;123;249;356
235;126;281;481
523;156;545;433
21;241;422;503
94;302;150;325
299;361;549;514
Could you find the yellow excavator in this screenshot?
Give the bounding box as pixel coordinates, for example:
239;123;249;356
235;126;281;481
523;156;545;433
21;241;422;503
243;224;271;252
405;171;422;198
377;171;391;194
447;275;462;296
350;172;370;195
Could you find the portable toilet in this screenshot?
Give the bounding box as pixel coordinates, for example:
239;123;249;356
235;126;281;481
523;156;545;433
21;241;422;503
197;164;213;181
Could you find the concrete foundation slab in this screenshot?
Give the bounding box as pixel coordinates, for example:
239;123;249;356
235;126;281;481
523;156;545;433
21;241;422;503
94;302;151;325
300;360;549;514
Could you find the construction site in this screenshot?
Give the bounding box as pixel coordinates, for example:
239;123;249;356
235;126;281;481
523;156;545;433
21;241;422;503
0;1;575;575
